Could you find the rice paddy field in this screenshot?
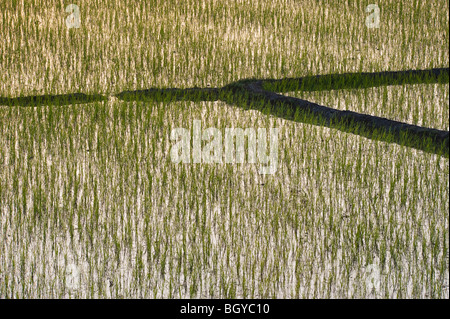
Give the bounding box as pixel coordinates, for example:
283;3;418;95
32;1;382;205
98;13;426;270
0;0;448;299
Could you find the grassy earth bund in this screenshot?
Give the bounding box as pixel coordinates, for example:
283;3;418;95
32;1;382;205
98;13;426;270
0;0;449;298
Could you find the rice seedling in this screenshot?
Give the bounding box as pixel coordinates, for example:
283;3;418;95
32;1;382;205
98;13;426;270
0;0;448;299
